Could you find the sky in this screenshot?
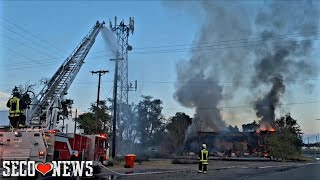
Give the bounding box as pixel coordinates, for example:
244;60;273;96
0;1;319;140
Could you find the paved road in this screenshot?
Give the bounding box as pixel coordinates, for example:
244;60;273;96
247;163;320;180
1;161;319;180
107;162;320;180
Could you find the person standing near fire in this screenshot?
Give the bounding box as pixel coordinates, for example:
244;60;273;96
6;87;27;128
198;143;209;174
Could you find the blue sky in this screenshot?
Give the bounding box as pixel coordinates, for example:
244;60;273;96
0;1;319;138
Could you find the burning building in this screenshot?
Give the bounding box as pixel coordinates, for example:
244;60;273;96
184;128;276;157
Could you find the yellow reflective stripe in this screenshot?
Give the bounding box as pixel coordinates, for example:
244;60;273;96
9;97;20;114
201;150;204;160
200;149;209;163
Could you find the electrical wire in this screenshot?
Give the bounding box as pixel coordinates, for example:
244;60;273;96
0;25;65;58
70;78;320;86
89;31;320;54
0;32;60;59
0;17;67;55
0;44;47;66
164;101;320;110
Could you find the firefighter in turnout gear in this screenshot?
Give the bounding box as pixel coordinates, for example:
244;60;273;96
6;87;27;128
198;143;209;174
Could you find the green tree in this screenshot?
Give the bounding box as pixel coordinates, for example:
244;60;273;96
165;112;192;154
77;100;112;134
267;113;303;159
61;99;73;118
136;96;165;146
117;103;138;143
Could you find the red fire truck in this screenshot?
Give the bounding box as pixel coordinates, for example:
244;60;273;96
0;21;114;179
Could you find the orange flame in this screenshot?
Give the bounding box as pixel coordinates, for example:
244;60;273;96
257;124;275;132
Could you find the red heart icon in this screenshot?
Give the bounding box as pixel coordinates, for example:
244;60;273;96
35;162;53;176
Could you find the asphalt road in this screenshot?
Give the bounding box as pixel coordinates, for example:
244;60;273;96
247;163;320;180
1;161;319;180
107;162;320;180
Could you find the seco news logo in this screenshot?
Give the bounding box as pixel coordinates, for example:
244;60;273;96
2;161;94;177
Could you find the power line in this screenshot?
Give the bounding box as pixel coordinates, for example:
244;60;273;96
0;44;47;66
135;31;320;50
0;32;60;59
70;78;320;85
89;31;320;54
164;100;320;110
86;39;320;56
0;62;59;71
0;25;65;58
137;78;320;84
1;54;111;71
129;38;320;55
2;37;319;70
0;17;67;55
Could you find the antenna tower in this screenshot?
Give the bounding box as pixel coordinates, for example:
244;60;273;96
109;16;134;141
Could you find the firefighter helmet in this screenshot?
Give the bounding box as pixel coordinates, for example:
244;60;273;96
12;86;20;96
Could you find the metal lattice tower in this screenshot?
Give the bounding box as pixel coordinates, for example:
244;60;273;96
109;16;134;126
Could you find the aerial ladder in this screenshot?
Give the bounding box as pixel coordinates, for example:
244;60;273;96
0;22;110;177
27;21;105;130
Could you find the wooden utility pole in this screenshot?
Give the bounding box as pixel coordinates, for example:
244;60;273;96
91;70;109;133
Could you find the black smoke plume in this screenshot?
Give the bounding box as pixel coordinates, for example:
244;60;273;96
253;1;319;127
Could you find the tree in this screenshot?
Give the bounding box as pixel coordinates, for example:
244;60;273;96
227;125;240;132
77;100;112;134
118;103;138;143
165;112;192;154
61;99;73;118
267;113;303;159
242;121;259;132
136;96;165;147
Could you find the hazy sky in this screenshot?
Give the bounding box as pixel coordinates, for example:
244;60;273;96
0;1;319;137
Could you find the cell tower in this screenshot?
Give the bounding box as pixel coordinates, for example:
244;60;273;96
109;17;135;154
109;16;134;106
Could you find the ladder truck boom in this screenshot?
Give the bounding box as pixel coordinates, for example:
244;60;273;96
27;21;105;129
0;22;109;178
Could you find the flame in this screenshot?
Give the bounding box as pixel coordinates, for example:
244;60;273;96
257;124;275;132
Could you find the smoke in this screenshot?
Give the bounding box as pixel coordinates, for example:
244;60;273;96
101;27;119;56
252;1;319;126
172;1;319;133
254;74;285;128
173;1;252;133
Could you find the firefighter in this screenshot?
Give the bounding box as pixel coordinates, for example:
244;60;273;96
6;87;27;128
198;143;209;174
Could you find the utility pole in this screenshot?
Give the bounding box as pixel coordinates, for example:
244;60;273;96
91;70;109;133
74;109;77;134
110;52;124;158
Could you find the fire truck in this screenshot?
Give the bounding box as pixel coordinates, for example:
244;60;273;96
0;20;112;178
